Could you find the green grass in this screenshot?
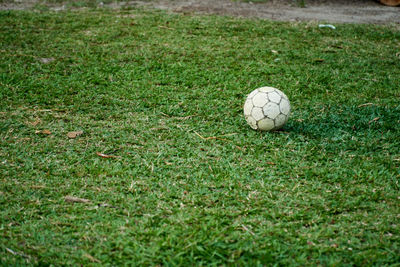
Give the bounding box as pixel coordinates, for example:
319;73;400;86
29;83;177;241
1;6;400;266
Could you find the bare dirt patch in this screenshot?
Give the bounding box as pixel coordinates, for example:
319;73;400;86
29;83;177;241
133;0;400;24
1;0;399;24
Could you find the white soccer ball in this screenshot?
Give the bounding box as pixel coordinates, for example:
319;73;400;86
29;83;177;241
243;86;291;131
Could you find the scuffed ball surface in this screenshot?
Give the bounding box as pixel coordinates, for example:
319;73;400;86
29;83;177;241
243;86;291;131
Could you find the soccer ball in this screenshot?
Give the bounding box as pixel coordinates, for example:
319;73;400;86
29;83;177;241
243;86;291;131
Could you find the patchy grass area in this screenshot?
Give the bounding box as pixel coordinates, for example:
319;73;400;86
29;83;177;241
1;6;400;265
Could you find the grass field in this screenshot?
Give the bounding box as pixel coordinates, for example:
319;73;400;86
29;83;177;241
1;4;400;266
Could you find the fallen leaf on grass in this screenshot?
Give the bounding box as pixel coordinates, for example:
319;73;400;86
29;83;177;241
35;129;51;135
5;248;17;255
39;57;55;64
369;117;380;124
83;253;101;263
31;185;46;189
5;247;30;259
65;196;91;203
96;152;117;158
158;25;174;30
358;103;373;108
193;131;236;141
27;118;41;126
241;224;255;236
67;130;83;139
176;115;195;120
